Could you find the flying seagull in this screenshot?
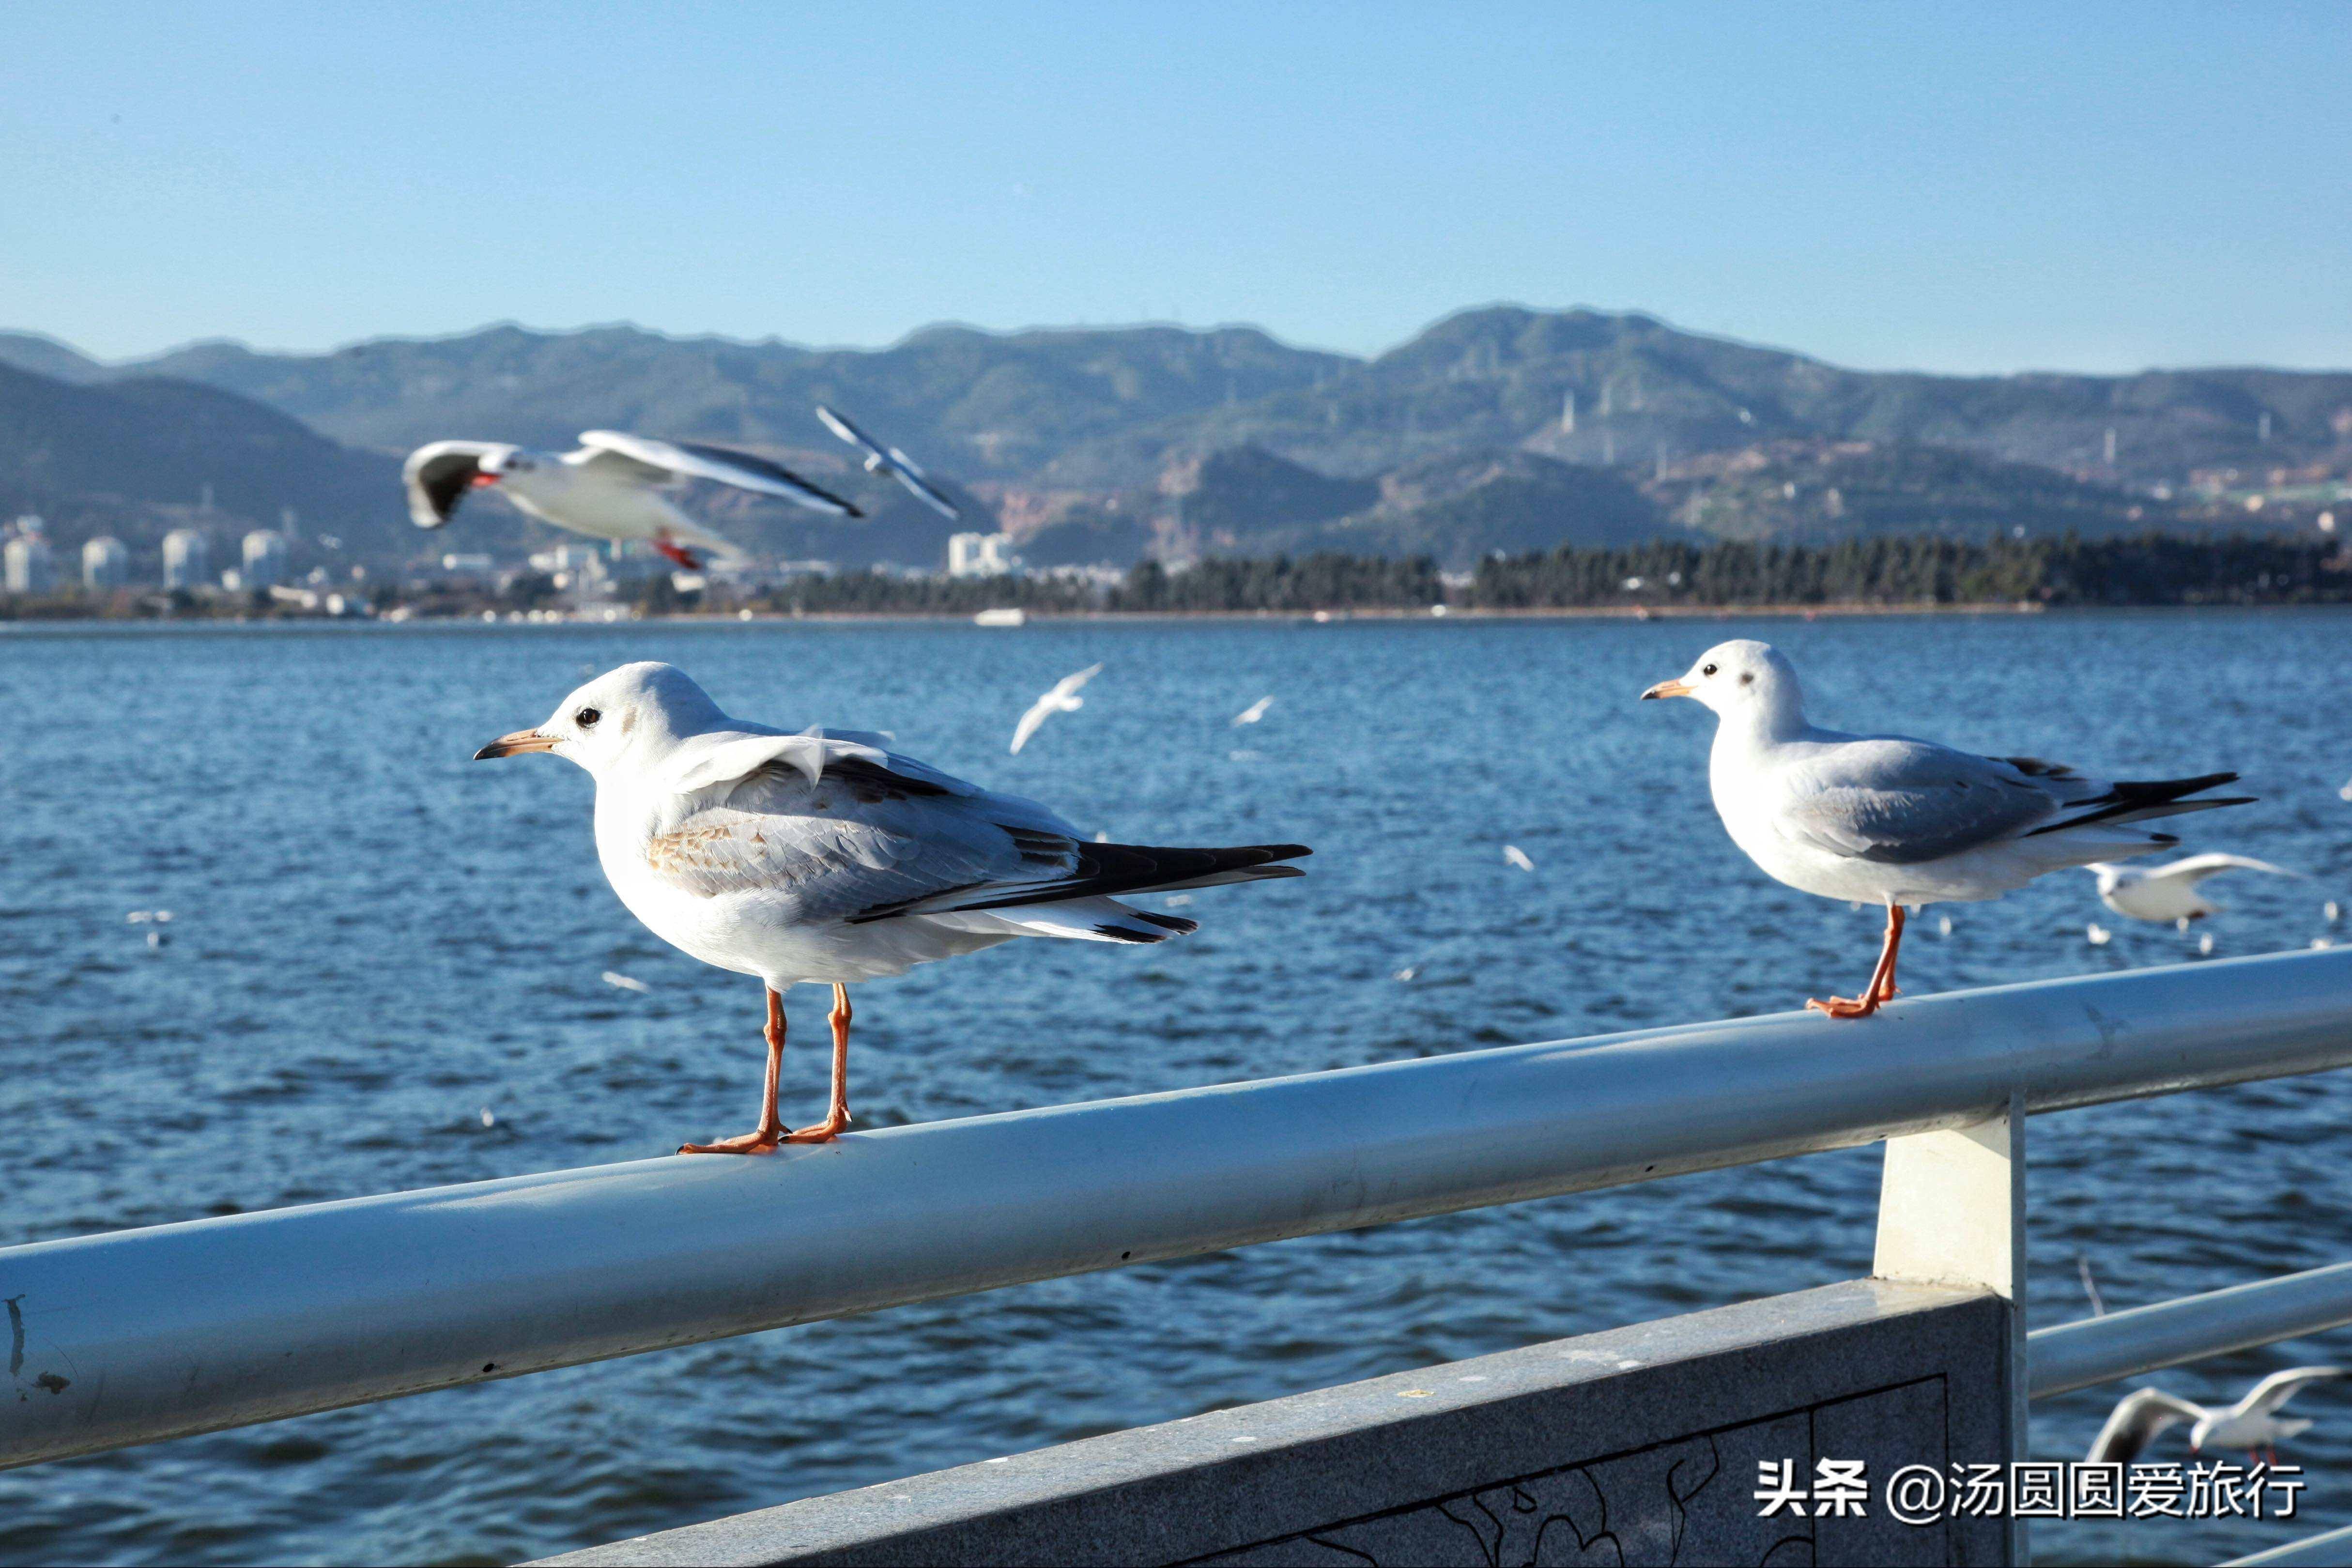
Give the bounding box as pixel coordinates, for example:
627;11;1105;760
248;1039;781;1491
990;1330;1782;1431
1011;663;1102;754
2087;1369;2344;1464
476;662;1307;1151
2086;853;2299;924
1643;640;2251;1018
1232;696;1275;726
815;405;961;520
404;430;861;569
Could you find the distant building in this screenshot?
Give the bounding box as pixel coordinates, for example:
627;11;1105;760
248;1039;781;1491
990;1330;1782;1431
163;528;210;590
528;544;605;576
948;531;1020;579
4;523;55;595
241;529;289;589
82;535;128;590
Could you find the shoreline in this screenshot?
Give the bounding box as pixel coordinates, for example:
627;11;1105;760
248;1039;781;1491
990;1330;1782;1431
14;600;2352;633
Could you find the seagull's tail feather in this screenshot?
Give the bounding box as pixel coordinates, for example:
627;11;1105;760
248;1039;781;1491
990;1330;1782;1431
2029;772;2255;838
959;899;1202;944
844;843;1309;925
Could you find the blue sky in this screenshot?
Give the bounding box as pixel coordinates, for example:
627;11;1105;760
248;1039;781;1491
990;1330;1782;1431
5;2;2348;372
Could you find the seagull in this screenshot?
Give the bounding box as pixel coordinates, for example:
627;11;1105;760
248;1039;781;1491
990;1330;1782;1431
475;662;1307;1151
815;405;960;520
1503;845;1536;872
2085;853;2299;924
1232;696;1275;727
1010;664;1102;754
1642;640;2252;1018
2076;1253;2106;1317
403;430;860;569
2087;1369;2344;1465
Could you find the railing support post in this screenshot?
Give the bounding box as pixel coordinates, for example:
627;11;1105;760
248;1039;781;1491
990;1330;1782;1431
1875;1091;2027;1564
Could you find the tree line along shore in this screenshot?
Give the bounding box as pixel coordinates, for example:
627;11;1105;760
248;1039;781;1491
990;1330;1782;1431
3;533;2347;622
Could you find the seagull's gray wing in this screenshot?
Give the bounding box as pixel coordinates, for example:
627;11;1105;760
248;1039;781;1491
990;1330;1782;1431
2240;1367;2345;1419
1776;739;2063;865
2087;1387;2206;1464
645;738;1083;922
577;430;862;516
886;455;961;519
815;405;887;461
2154;853;2301;885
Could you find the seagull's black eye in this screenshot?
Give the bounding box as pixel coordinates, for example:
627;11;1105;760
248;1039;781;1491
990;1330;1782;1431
1701;662;1719;677
574;707;601;729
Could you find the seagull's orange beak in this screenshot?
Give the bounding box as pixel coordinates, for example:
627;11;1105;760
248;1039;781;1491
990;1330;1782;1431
474;729;557;759
1641;678;1696;701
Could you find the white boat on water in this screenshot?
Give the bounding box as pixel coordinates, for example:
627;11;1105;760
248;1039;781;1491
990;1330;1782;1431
973;607;1027;627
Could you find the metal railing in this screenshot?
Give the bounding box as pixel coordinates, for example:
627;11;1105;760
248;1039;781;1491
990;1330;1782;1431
5;946;2352;1487
2030;1261;2352;1399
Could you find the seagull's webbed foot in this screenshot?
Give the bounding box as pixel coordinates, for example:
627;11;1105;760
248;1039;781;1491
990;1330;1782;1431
1807;905;1907;1020
652;538;703;569
678;1130;782;1156
782;1111;849;1144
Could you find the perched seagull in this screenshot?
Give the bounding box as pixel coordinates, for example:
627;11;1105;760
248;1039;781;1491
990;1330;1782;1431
1232;696;1275;727
815;405;960;520
404;430;860;569
2086;853;2299;924
1010;664;1102;754
2087;1369;2344;1464
1643;640;2252;1018
476;662;1307;1151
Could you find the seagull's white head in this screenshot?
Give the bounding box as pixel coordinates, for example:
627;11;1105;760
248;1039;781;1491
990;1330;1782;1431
475;661;728;778
1642;640;1806;728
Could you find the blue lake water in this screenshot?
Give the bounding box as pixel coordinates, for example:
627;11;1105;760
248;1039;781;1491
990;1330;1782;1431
3;610;2350;1567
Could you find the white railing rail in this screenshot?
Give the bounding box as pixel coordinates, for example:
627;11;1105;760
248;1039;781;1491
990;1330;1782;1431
2029;1262;2352;1399
5;947;2352;1474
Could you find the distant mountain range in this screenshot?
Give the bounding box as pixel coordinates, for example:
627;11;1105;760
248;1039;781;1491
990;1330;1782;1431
3;306;2345;576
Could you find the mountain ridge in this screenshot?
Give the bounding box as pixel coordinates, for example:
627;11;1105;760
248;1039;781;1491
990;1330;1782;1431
2;305;2344;576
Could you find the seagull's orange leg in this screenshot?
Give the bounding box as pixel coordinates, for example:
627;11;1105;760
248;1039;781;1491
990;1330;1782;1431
679;986;788;1154
785;984;853;1143
1809;905;1906;1019
651;535;704;570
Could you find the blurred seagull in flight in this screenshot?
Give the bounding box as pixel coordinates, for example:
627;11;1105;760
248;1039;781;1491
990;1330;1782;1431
2085;853;2299;925
815;405;961;520
1232;696;1275;726
477;663;1306;1151
1643;640;2251;1017
1010;664;1102;754
404;430;860;569
1503;845;1536;872
2087;1369;2344;1464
